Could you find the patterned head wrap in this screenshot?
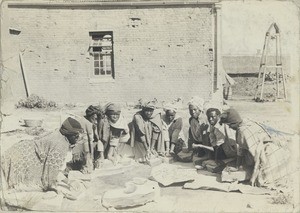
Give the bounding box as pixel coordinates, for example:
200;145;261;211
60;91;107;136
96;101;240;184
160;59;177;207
60;117;83;136
85;105;102;117
142;100;156;110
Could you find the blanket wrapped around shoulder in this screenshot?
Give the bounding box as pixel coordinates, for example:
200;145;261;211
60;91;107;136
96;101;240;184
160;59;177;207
250;123;290;187
1;131;70;191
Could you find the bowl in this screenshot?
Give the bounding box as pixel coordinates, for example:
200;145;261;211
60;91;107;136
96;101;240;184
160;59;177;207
24;119;43;127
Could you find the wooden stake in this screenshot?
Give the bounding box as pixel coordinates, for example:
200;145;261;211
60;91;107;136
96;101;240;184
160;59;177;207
19;53;30;97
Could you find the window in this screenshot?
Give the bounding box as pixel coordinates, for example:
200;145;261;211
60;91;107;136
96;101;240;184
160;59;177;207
89;32;114;79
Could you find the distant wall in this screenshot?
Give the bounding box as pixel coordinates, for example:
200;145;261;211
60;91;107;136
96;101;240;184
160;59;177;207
0;2;216;104
223;55;290;75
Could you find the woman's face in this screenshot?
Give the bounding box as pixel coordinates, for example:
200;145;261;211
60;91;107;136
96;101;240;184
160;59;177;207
68;133;80;145
207;111;219;126
166;110;176;122
89;114;98;124
143;108;154;119
107;111;121;123
189;105;200;119
229;122;239;130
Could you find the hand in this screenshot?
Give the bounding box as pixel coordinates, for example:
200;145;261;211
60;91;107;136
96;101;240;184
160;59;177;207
150;149;158;157
237;165;244;171
146;149;152;160
250;176;257;187
226;166;238;172
83;154;93;173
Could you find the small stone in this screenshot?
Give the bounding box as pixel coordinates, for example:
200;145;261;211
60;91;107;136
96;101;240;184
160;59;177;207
148;158;163;167
221;170;250;182
160;156;174;164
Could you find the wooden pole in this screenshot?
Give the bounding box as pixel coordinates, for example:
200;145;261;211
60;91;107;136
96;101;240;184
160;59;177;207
260;35;270;101
19;53;30;97
278;34;287;99
254;33;268;100
275;34;280;99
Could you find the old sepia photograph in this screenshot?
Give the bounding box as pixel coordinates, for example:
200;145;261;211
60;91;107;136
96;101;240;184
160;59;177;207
0;0;299;212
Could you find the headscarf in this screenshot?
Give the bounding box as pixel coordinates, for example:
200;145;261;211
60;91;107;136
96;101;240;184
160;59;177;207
109;113;128;130
60;117;83;136
188;96;204;111
105;102;122;114
142;100;156;110
85;105;102;117
163;103;177;113
219;108;242;125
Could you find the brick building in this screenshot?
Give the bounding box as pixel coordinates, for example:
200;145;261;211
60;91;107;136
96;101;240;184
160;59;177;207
0;0;223;104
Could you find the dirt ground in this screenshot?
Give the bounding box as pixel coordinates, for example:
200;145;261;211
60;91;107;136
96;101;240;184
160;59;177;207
0;98;299;212
231;76;292;102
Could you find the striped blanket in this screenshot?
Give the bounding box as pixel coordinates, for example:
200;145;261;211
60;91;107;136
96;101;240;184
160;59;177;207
238;120;290;187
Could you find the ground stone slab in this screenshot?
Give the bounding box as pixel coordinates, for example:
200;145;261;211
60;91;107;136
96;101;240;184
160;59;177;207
92;159;136;179
148;157;163;167
183;175;239;192
3;191;63;211
102;179;160;209
184;175;272;195
150;164;197;186
159;156;174;164
221;169;251;182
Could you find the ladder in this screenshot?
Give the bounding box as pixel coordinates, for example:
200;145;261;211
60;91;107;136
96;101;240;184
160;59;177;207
254;23;287;102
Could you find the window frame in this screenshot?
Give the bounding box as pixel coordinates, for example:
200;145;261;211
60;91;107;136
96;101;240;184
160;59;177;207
89;31;115;81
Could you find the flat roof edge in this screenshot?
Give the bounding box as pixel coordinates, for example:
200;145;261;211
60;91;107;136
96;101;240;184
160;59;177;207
6;0;219;8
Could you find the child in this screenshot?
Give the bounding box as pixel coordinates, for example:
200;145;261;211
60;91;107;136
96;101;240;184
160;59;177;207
130;101;164;163
98;103;129;165
67;105;102;173
162;103;185;157
188;96;210;158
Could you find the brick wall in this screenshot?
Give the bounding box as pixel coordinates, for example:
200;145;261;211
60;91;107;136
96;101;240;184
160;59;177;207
2;3;215;103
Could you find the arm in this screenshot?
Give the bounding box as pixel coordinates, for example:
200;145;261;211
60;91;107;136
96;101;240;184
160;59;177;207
192;143;214;152
133;114;149;150
190;118;203;141
133;114;146;135
236;133;246;169
170;118;183;144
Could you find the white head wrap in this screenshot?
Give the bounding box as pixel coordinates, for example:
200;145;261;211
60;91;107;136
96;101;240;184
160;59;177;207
163;103;178;113
188;96;205;111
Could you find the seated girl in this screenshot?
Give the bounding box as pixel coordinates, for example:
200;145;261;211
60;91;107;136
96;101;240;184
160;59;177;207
162;103;185;157
67;105;103;173
130;100;164;163
97;103;129;166
187;96;210;158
